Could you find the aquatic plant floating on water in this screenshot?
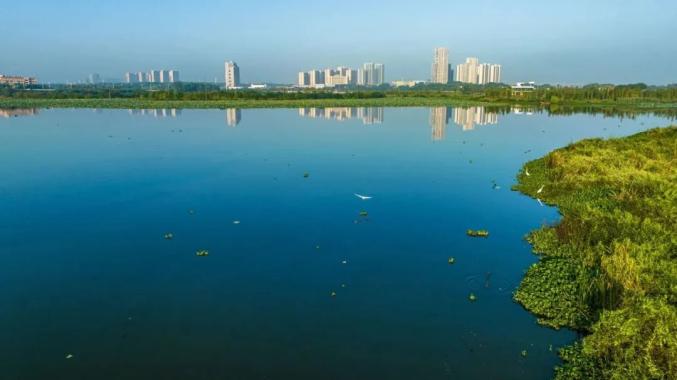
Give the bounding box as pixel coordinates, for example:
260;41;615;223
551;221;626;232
233;220;240;225
303;172;309;178
163;233;173;240
65;354;73;359
359;211;368;217
521;350;528;358
466;229;489;238
330;291;337;297
468;293;477;302
195;250;209;257
448;257;456;264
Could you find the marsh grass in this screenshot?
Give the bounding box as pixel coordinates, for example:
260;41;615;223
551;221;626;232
513;126;677;379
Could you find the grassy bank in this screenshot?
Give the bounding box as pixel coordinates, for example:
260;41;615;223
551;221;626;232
513;127;676;378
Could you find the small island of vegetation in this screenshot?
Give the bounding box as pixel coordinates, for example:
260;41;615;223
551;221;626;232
514;126;676;379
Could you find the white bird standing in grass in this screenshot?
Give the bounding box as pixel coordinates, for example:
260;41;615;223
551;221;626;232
537;185;544;194
525;168;531;176
354;193;372;200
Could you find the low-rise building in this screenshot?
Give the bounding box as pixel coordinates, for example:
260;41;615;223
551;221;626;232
0;74;37;86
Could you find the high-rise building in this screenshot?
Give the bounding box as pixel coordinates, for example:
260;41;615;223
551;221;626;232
298;72;309;87
308;70;324;87
431;48;450;84
124;72;135;83
225;61;240;89
456;58;502;84
456;57;479;84
137;72;145;83
148;70;161;83
359;63;384;86
373;63;384;85
168;70;180;83
477;63;491;85
489;64;502;83
88;73;101;84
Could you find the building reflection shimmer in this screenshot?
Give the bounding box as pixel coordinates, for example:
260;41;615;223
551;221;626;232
298;107;384;125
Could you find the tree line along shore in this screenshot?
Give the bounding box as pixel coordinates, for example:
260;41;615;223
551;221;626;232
1;82;677;111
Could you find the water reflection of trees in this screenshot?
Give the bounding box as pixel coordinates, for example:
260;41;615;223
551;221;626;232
298;107;384;125
483;104;677;121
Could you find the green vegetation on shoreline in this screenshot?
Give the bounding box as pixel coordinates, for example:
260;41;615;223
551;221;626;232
2;82;677;112
1;97;677;120
514;127;676;379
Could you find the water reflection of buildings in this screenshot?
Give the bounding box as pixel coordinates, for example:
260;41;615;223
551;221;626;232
452;107;498;131
429;107;451;141
0;108;39;118
298;107;384;125
226;108;241;127
128;109;182;118
511;106;535;116
428;106;499;140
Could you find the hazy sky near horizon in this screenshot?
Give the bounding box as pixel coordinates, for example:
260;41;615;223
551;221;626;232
2;0;676;84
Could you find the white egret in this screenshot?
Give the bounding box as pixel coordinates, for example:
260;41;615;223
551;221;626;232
354;193;372;200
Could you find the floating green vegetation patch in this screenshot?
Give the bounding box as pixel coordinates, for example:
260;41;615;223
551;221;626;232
513;126;677;379
466;229;489;237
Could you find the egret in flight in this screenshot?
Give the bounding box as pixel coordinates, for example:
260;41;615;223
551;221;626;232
354;193;372;200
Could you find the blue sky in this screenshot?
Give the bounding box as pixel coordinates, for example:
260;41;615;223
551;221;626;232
2;0;676;84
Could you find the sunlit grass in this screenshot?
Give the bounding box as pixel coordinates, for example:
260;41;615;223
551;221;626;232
513;126;676;379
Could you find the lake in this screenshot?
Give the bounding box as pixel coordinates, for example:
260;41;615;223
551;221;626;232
0;107;671;379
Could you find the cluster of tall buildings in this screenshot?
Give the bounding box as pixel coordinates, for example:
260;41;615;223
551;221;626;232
125;69;180;84
429;48;502;85
297;63;384;88
456;58;501;84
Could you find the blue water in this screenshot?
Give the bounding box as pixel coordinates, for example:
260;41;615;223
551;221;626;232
0;107;670;379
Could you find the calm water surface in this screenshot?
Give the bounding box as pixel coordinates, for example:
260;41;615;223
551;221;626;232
0;107;671;379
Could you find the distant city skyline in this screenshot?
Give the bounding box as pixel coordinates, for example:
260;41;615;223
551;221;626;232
2;1;676;84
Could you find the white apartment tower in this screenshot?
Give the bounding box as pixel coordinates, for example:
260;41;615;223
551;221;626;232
431;48;450;84
359;63;385;86
489;64;502;83
298;72;309;87
168;70;180;83
225;61;240;89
